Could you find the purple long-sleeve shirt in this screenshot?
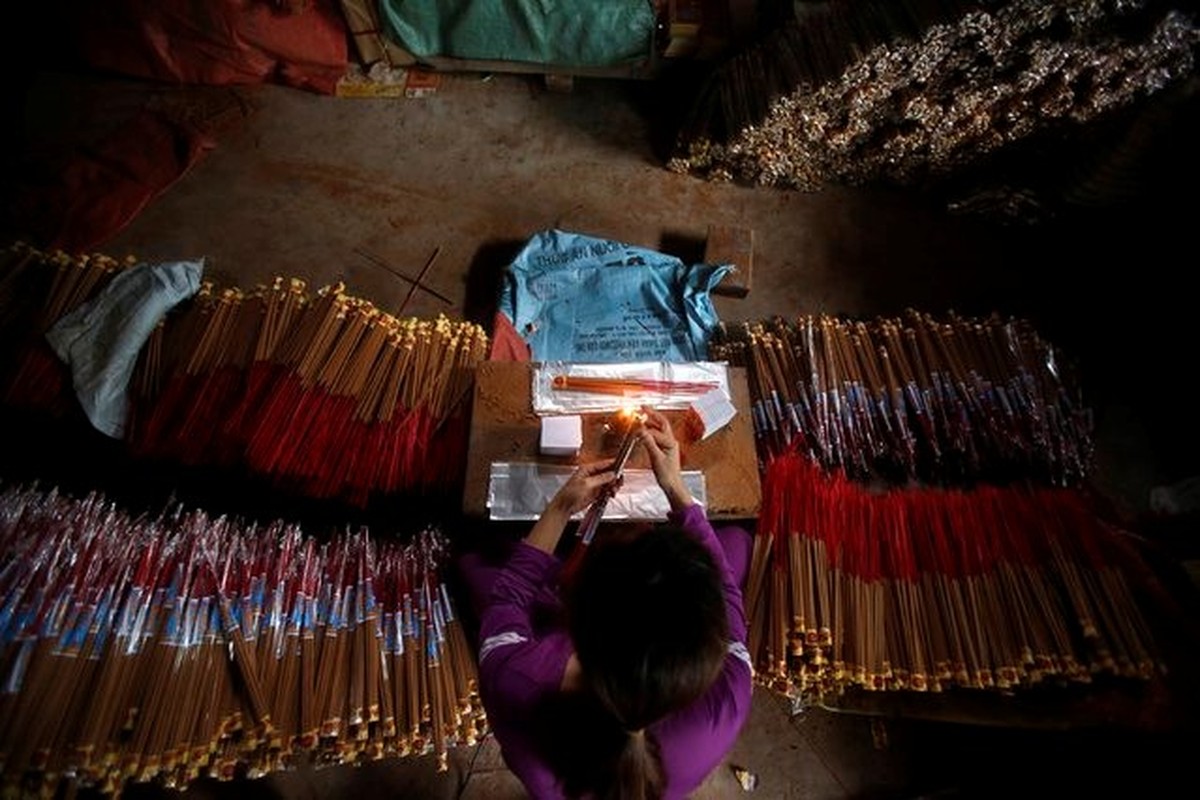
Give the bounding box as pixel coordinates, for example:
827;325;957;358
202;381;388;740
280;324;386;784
476;504;753;799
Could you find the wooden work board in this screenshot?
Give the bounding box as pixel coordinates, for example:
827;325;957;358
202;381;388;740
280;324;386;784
463;361;762;520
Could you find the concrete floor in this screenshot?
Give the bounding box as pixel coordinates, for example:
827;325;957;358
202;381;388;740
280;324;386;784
6;67;1200;798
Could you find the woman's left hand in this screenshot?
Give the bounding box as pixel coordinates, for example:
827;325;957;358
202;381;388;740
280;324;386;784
551;461;619;515
526;461;618;555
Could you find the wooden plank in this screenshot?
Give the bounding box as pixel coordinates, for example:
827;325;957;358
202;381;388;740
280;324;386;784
543;73;575;93
411;55;658;80
463;361;762;519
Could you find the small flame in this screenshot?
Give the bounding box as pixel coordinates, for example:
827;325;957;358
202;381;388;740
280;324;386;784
613;404;647;433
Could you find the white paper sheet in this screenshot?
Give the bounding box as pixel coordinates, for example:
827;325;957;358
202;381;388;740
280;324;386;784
487;463;707;521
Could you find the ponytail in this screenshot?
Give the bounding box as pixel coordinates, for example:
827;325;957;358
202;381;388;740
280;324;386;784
564;525;728;799
536;696;664;800
607;729;663;800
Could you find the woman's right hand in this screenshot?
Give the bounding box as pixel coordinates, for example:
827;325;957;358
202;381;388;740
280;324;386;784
639;407;693;511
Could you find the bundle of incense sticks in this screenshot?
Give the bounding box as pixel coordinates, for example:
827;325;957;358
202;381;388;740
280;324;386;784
561;409;646;583
668;0;1198;203
744;453;1163;704
0;483;485;798
0;241;489;505
125;275;488;505
128;277;490;503
551;375;720;396
709;312;1093;485
0;242;133;413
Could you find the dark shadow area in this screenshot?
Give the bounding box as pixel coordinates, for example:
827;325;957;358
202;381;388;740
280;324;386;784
1;68;252;256
0;70;144;249
93;751;466;800
461;238;525;331
1004;86;1200;490
0;400;467;539
787;183;1030;320
859;715;1200;799
658;227;708;266
630;59;725;165
506;56;727;170
114;775;287;800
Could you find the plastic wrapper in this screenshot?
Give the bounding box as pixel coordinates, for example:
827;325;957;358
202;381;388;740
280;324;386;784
532;360;730;415
497;229;731;363
486;463;707;521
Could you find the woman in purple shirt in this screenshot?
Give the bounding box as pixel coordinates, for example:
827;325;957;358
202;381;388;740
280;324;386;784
458;409;753;799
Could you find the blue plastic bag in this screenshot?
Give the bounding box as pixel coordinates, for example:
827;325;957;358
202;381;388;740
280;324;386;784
497;229;731;363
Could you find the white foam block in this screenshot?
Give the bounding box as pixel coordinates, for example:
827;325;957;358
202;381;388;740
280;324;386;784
540;415;583;456
690;388;737;440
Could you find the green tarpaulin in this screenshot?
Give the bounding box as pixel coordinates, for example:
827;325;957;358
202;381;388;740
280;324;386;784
379;1;655;66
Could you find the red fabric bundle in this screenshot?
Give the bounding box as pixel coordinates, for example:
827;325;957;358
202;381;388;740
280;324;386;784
63;0;348;93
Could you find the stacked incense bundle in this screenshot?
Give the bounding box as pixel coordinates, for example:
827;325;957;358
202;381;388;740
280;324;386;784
745;454;1162;703
0;483;484;798
708;312;1093;485
128;278;488;504
715;311;1164;703
0;238;490;506
0;241;133;413
669;0;1198;194
551;374;719;396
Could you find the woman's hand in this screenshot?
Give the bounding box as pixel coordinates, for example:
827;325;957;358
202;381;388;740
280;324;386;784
639;406;693;511
551;461;619;515
525;461;617;554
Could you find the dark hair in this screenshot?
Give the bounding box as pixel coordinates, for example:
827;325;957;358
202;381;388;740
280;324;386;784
563;524;729;800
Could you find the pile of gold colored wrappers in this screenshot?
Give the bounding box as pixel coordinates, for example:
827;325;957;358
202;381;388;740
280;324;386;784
670;0;1199;192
